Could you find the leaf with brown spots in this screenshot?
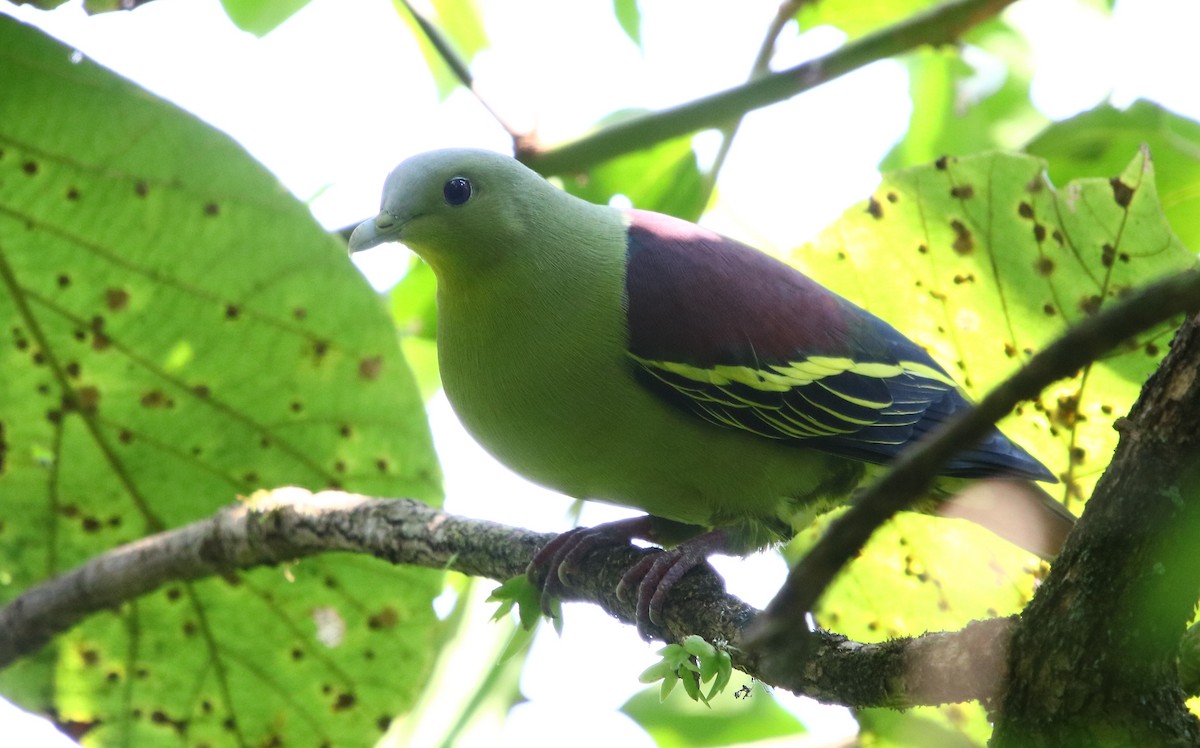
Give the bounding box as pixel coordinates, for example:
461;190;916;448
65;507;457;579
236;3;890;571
1027;100;1200;263
797;149;1195;507
0;19;443;747
866;196;884;219
788;510;1041;743
790;149;1195;738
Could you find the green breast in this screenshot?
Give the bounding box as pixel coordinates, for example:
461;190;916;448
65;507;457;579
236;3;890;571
431;204;862;540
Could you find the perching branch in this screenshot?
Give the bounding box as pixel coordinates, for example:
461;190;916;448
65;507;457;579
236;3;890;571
7;484;1196;708
518;0;1018;175
0;486;1020;707
749;268;1200;653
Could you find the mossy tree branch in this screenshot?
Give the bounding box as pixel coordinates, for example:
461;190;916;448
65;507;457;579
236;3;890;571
991;314;1200;744
0;488;1036;707
2;483;1197;712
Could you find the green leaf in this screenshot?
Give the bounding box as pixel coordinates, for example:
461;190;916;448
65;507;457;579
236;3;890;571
659;675;677;701
638;639;734;708
622;681;805;748
392;0;489;100
639;659;675;685
788;511;1036;633
430;0;488;65
219;0;313;36
56;560;442;747
681;634;716;660
0;17;443;745
858;706;985;748
401;335;441;400
679;668;703;703
559;114;707;222
613;0;642;48
487;576;543;632
1025;100;1200;254
390;257;442;398
17;0;71;9
794;0;945;38
709;650;732;701
697;652;719;683
882;24;1046;170
496;619;537;663
390;257;439;342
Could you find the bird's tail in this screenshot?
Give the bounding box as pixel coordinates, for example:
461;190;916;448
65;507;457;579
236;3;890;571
937;479;1076;560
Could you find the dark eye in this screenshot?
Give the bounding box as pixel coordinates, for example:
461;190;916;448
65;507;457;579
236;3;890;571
443;177;472;206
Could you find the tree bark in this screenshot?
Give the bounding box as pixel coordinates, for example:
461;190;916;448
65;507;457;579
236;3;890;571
991;312;1200;746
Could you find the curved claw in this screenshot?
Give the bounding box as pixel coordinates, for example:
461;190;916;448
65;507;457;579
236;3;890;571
528;527;585;587
648;552;703;625
527;519;727;639
526;517;659;617
616;553;661;602
626;550;706;639
527;526;588;615
620;529;730;640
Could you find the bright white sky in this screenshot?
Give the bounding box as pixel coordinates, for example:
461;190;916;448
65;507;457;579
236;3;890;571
3;0;1199;745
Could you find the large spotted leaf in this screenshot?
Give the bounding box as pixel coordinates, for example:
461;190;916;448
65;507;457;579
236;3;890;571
1026;100;1200;257
798;148;1193;507
0;17;442;746
788;149;1196;745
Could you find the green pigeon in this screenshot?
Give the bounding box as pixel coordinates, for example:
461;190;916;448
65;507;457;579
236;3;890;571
350;149;1073;636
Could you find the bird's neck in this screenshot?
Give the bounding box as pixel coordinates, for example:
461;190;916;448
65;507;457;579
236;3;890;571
435;199;629;396
438;197;624;325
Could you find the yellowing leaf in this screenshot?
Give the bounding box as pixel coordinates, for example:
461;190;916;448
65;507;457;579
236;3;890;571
795;149;1195;508
789;149;1195;747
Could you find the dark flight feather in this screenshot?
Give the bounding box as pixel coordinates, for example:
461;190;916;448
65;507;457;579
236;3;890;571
623;209;1055;483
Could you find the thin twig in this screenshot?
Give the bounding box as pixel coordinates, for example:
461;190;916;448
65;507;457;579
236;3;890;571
396;0;524;141
747;268;1200;652
519;0;1018;175
701;0;810;204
